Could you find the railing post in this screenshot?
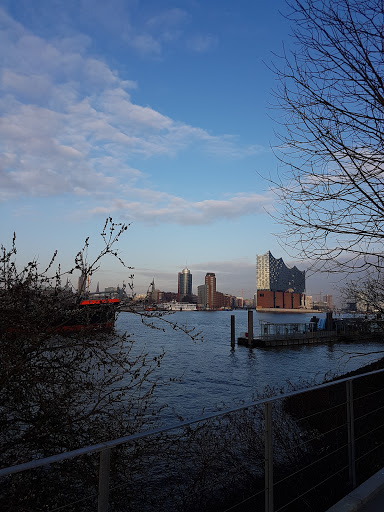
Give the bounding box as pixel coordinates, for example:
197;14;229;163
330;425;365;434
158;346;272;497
98;448;111;512
265;402;274;512
346;380;356;489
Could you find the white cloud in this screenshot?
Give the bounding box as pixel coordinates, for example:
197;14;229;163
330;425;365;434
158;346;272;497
98;88;173;131
89;191;273;225
0;8;268;227
146;8;189;29
1;70;52;102
187;34;218;53
130;34;162;55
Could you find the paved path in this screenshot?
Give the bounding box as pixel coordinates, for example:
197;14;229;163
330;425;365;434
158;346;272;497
358;487;384;512
326;469;384;512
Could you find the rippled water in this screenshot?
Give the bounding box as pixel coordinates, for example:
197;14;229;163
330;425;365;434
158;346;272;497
116;310;384;423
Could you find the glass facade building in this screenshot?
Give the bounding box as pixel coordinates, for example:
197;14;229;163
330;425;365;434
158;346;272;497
178;268;192;299
256;251;305;293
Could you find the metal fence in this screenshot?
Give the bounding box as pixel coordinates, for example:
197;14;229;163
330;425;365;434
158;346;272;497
1;367;384;511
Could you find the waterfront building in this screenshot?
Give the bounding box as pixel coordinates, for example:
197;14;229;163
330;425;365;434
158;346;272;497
324;294;333;309
313;294;334;311
178;267;192;301
198;275;231;310
223;294;233;309
305;295;313;310
235;297;244;308
197;284;207;308
161;291;178;303
205;273;216;309
256;251;305;293
215;291;224;309
133;294;147;301
256;290;303;309
256;251;305;310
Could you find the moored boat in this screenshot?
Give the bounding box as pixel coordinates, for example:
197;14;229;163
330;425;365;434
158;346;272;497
56;298;120;331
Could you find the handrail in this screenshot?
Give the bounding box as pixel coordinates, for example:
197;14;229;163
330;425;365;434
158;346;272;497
1;366;383;478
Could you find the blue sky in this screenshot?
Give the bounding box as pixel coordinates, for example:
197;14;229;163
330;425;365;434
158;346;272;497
0;0;331;299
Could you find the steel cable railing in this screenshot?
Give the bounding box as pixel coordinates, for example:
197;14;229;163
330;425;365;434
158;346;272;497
294;399;347;423
49;492;97;511
354;403;384;422
222;487;265;512
274;464;350;512
281;419;347;452
355;441;384;463
353;386;384;402
355;420;384;443
274;442;349;487
1;367;384;511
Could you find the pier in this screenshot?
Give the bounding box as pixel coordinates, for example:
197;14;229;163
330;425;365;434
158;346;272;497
237;314;384;348
238;329;338;347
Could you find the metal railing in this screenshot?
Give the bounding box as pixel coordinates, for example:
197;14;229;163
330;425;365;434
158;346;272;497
1;368;384;511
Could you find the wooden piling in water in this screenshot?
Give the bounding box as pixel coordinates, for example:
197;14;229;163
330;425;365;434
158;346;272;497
231;315;235;348
248;310;253;347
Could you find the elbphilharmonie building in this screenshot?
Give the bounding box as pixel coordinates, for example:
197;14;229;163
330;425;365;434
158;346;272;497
256;251;305;293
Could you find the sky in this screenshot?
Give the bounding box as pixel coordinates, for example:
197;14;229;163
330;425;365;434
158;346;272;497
0;0;336;300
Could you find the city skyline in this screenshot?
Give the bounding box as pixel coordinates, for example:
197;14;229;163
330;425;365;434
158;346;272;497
87;256;331;303
0;1;339;301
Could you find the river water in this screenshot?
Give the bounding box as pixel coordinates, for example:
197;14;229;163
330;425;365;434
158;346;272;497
116;310;384;423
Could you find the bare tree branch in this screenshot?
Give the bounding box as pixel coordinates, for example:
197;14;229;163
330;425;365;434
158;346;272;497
270;0;384;274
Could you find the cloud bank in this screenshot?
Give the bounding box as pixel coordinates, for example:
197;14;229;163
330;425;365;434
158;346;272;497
0;7;269;225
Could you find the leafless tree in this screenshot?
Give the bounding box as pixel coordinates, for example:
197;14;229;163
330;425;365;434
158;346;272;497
0;219;168;510
271;0;384;274
343;272;384;314
0;218;206;511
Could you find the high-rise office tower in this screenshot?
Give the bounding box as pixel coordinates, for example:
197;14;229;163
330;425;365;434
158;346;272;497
205;272;216;309
178;267;192;300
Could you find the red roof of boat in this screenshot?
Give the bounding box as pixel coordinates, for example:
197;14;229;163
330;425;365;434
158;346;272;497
80;298;120;305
